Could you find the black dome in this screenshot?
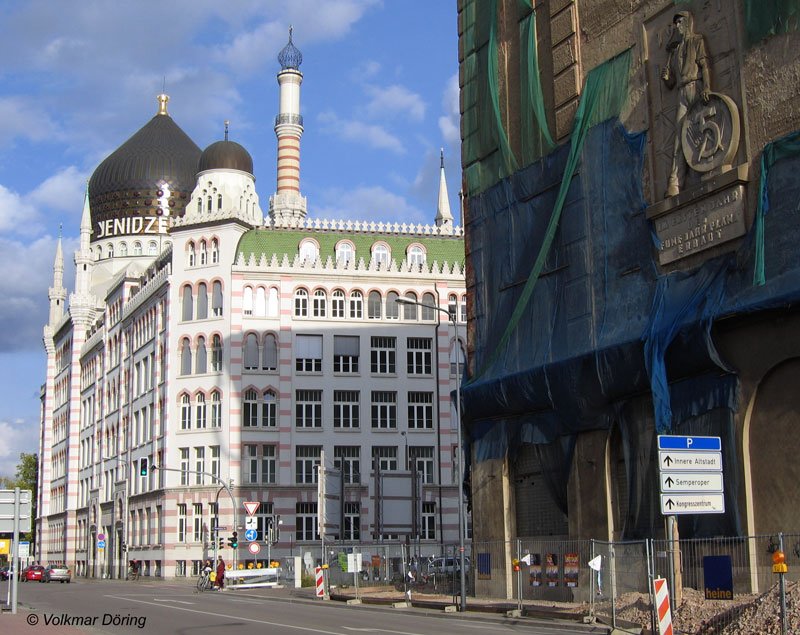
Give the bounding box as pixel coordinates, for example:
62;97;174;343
88;102;201;237
198;139;253;174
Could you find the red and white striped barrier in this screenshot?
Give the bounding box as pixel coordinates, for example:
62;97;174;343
653;577;673;635
315;566;324;598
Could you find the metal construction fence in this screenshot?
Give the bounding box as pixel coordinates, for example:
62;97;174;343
285;533;799;633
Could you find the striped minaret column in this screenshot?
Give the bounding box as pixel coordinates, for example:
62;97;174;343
269;26;308;223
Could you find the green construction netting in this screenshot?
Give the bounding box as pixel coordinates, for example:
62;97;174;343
742;0;800;47
473;48;633;381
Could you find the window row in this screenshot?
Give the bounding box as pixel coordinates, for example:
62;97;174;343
179;335;224;375
179;391;223;430
293;289;466;322
186;238;220;267
297;238;427;269
178;445;222;485
181;281;224;321
96;240;162;260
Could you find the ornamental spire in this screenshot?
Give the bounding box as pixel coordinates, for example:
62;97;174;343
435;148;454;233
278;25;303;70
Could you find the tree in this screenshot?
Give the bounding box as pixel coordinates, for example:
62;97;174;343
7;453;38;544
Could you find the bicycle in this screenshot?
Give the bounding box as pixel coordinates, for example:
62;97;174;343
126;566;140;581
196;571;213;592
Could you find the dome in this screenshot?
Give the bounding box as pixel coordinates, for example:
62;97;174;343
278;27;303;70
198;139;253;175
88;94;202;239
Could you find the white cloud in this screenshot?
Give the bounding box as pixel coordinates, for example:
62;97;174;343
364;84;426;121
352;60;381;80
317;111;405;154
314;185;426;225
28;166;89;214
0;419;39;478
0;97;62;149
438;72;460;146
213;20;286;76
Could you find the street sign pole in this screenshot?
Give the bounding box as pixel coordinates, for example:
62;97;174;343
11;488;20;614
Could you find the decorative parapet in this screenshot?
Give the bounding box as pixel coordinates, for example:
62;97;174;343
82;324;106;356
122;263;171;322
261;215;464;238
171;206;259;229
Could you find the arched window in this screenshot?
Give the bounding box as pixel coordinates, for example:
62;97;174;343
263;333;278;371
195;336;207;374
197;199;202;214
372;243;390;268
350;291;363;319
267;287;279;317
210;391;222;427
243;286;254;316
262;390;277;427
243;388;258;427
119;242;128;257
299;239;318;263
313;290;327;318
386;291;399;319
211;335;223;372
255;287;267;317
211;239;219;264
421;293;437;321
217;194;223;210
187;242;195;267
148;241;158;255
212;281;223;316
460;294;467;323
107;243;114;258
450;339;466;376
402;292;418;320
96;246;102;260
195;393;207;429
181;286;193;322
133;241;142;256
244;333;259;370
180;394;191;430
294;289;308;317
196;283;208;320
407;245;426;267
207;195;213;212
180;339;192;376
368;291;382;319
199;241;207;265
448;294;458;320
332;290;345;318
336;242;354;266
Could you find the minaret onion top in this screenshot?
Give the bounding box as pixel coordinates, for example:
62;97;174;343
278;26;303;70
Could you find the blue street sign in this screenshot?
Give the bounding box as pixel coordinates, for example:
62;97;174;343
658;435;721;452
244;528;257;542
97;540;106;549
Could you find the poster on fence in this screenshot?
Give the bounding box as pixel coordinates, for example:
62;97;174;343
477;552;492;580
528;553;542;586
564;553;579;587
545;553;559;587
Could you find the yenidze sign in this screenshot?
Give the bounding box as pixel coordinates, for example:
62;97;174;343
703;555;733;600
96;215;170;238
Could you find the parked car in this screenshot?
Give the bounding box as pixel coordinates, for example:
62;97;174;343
20;565;46;582
426;556;471;576
0;566;9;580
45;564;72;583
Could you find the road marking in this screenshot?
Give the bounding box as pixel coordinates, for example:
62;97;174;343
105;595;357;635
153;598;195;605
343;629;427;635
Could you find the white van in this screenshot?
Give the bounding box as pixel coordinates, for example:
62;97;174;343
426;556;470;575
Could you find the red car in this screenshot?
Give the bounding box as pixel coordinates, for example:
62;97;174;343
21;565;46;582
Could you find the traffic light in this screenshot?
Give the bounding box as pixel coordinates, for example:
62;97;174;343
121;541;127;552
228;531;238;549
139;458;148;476
218;537;224;550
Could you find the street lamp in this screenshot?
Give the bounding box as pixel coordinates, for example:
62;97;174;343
396;296;467;611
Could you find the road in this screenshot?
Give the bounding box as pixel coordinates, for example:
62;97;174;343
0;578;606;635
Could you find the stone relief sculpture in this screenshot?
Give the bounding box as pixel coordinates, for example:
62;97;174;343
661;10;712;197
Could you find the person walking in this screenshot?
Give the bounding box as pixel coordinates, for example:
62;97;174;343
215;556;225;590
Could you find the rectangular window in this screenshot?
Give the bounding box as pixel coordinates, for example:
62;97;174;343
295;334;323;372
407;338;432;375
180;447;189;485
296;502;318;541
196;397;207;429
371;391;397;429
261;445;277;484
370;336;396;374
333;390;360;429
372;446;398;472
334;446;360;484
295;445;321;484
408;391;434;429
261;394;277;427
410;446;435;484
193;503;203;542
177;503;187;542
211;395;222;428
343;501;360;541
295;389;322;428
333;335;359;373
245;444;276;484
210;445;220;481
194;447;205;485
245;444;258;485
421;502;436;540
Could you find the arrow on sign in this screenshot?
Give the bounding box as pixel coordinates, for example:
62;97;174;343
665;477;675;488
663;455;673;467
243;501;259;516
665;499;675;510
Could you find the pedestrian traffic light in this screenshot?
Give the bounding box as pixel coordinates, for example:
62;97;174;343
218;537;224;550
139;458;148;476
228;531;238;549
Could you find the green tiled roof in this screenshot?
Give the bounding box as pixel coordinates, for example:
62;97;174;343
236;228;464;266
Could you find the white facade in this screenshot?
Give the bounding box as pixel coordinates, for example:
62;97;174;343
37;36;466;580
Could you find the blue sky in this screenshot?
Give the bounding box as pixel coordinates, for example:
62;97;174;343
0;0;460;477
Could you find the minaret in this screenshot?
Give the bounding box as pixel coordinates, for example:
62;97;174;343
48;227;67;326
435;149;454;234
269;27;308;223
73;187;94;299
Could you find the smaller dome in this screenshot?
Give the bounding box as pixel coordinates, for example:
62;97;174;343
278;26;302;70
198;139;253;174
